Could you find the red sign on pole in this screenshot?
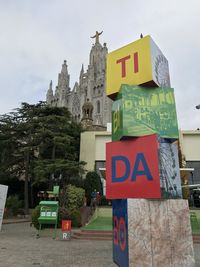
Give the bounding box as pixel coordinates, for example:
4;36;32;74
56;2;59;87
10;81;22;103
106;134;161;199
62;220;71;232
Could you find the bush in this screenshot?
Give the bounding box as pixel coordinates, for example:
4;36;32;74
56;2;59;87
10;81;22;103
58;207;81;228
66;184;85;210
31;205;40;230
58;206;70;227
69;209;81;227
58;185;84;228
5;195;23;216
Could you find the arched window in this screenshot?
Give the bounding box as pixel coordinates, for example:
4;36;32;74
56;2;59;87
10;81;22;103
97;101;100;114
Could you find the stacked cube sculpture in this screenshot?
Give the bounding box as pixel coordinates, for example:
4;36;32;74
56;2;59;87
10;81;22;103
106;35;195;267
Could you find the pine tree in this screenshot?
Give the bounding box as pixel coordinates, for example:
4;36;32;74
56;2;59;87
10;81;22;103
0;102;85;213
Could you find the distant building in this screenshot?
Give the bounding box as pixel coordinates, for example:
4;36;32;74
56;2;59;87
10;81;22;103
179;130;200;185
80;129;200;194
46;31;112;129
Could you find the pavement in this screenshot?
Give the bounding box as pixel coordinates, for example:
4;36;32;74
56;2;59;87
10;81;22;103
0;222;116;267
0;221;200;267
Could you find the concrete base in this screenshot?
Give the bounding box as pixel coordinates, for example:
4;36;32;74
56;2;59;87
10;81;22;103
127;199;195;267
113;199;195;267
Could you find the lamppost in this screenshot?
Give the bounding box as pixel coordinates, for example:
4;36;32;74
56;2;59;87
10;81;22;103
195;105;200;130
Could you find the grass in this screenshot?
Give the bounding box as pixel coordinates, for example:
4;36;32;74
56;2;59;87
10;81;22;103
82;207;112;231
190;209;200;233
82;207;200;234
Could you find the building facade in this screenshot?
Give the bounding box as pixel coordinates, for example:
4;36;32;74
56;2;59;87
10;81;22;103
179;130;200;185
46;32;112;127
80;129;200;187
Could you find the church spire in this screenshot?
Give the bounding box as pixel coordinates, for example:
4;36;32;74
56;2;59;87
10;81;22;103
58;60;70;90
79;64;84;80
81;64;84;73
46;80;53;104
49;80;53;90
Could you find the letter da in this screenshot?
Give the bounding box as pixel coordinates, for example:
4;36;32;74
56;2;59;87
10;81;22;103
131;153;153;181
112;156;130;183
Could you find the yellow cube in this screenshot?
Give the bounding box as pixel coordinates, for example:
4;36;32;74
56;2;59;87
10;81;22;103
106;35;170;100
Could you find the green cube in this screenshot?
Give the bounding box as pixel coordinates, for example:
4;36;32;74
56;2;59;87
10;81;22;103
112;85;179;141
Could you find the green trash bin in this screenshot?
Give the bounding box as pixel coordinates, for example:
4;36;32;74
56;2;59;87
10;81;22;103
38;201;59;239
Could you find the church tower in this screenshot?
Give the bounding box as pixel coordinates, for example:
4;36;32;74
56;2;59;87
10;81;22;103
81;98;94;129
46;32;112;127
46;60;70;107
57;60;70;107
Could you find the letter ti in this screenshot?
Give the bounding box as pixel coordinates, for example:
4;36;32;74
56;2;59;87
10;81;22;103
116;52;139;78
116;55;131;78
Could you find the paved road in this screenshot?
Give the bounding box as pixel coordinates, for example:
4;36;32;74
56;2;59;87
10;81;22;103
0;223;116;267
0;223;199;267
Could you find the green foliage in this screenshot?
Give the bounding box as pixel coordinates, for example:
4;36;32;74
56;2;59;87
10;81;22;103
84;171;102;204
68;210;81;227
31;205;40;230
66;185;85;211
0;102;85;211
32;160;85;186
58;207;81;228
58;185;85;227
5;195;23;216
58;206;70;222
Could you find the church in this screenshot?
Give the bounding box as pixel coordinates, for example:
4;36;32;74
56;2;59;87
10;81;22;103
46;31;113;129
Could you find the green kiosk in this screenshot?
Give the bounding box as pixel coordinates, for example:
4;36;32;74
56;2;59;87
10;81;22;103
38;201;59;239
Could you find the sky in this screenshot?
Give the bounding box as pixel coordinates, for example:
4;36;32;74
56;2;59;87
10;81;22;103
0;0;199;130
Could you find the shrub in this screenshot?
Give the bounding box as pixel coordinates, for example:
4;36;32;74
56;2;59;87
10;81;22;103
31;205;40;230
58;206;81;228
58;185;84;228
5;195;23;216
69;209;81;227
58;206;70;227
66;184;85;211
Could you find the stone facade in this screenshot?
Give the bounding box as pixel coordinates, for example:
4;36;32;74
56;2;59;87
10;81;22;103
46;32;112;127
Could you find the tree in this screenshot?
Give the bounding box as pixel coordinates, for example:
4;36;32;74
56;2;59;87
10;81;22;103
0;102;85;213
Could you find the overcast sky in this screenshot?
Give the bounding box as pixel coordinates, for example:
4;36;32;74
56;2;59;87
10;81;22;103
0;0;199;130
